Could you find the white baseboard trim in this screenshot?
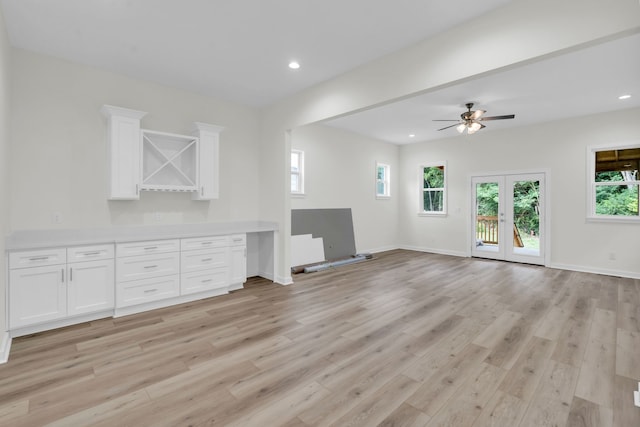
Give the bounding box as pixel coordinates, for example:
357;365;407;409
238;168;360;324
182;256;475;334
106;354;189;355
399;245;468;258
256;271;274;282
0;331;11;364
275;274;293;285
360;245;400;254
549;263;640;279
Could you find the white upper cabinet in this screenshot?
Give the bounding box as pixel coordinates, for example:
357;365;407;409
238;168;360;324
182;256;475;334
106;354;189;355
102;105;223;200
192;122;224;200
101;105;147;200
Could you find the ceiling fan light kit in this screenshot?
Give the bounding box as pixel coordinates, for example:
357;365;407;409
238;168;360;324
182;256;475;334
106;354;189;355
436;102;515;135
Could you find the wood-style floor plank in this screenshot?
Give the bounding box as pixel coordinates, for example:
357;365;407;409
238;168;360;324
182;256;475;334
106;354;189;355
0;249;638;426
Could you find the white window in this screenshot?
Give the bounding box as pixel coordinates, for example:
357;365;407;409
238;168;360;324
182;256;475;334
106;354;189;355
419;162;446;215
376;162;390;198
588;144;639;221
291;149;304;195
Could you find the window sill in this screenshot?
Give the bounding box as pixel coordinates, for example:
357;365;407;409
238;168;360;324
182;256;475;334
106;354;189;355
376;195;391;200
418;212;447;218
586;215;640;224
291;193;306;199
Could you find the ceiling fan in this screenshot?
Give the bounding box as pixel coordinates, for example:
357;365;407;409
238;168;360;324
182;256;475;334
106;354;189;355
434;102;515;134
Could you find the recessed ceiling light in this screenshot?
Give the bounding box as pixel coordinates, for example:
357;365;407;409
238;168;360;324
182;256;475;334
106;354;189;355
618;94;631;100
288;61;300;70
409;134;415;138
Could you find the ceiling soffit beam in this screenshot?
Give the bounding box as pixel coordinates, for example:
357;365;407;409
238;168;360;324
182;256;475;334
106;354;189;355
267;0;640;130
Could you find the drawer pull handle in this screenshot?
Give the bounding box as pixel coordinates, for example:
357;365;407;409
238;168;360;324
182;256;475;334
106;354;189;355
201;258;213;262
29;256;49;261
201;242;212;246
82;251;100;256
144;289;158;293
233;238;243;242
201;279;213;283
144;265;158;269
144;246;158;250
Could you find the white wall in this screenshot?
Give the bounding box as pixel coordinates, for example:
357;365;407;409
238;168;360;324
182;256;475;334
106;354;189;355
0;6;11;359
399;107;640;278
10;49;261;230
261;0;640;281
291;124;399;255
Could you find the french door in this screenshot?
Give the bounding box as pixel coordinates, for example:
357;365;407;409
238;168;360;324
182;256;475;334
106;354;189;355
471;173;546;265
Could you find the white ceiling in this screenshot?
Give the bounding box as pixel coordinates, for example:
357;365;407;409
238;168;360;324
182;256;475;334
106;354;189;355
0;0;638;143
0;0;512;107
325;32;640;144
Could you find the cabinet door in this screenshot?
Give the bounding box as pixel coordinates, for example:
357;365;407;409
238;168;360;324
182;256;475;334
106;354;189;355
229;245;247;290
67;259;115;316
102;105;146;200
10;265;67;328
192;123;223;200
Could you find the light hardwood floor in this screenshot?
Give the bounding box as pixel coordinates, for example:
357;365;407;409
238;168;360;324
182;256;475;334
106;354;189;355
1;249;639;426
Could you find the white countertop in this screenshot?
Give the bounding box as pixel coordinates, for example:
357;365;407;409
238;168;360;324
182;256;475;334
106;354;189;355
5;221;278;250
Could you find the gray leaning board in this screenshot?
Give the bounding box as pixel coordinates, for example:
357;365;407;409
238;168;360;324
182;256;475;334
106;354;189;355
291;208;356;261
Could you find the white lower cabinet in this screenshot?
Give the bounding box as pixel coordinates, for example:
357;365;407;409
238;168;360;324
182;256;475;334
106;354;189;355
181;268;228;295
115;240;180;310
10;264;67;328
180;236;230;296
117;274;180;308
67;259;115;316
9;245;115;331
8;233;251;333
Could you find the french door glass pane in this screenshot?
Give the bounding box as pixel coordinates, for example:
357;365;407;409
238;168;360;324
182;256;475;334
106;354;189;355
512;180;540;256
475;182;499;252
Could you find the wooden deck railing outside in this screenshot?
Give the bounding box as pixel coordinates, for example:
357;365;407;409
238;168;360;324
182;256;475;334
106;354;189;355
476;215;498;244
476;215;525;247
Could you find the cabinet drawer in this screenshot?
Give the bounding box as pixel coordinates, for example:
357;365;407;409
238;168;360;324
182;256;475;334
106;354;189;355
116;239;179;257
68;244;114;262
9;248;66;269
229;234;246;246
181;235;229;251
181;247;228;273
181;269;229;295
116;275;179;308
116;252;179;283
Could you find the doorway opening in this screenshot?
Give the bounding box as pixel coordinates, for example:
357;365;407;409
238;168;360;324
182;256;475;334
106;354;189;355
471;173;546;266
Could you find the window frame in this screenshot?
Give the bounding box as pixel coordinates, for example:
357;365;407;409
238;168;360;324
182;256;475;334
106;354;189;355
375;162;391;199
291;149;305;196
419;161;447;216
587;142;640;223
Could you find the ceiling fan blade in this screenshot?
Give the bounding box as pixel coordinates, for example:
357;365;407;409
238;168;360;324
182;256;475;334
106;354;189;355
479;114;515;121
470;109;486;120
432;119;460;122
437;123;460;131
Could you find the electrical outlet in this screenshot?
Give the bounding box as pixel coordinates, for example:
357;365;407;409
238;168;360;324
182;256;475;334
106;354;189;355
52;212;63;224
153;212;163;222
